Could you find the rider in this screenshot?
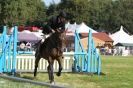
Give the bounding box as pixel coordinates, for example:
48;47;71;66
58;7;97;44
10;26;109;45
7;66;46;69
39;11;67;55
42;11;67;40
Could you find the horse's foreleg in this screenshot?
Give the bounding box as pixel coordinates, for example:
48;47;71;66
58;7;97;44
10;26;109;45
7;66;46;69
34;56;41;77
56;56;63;76
47;64;54;83
47;57;54;83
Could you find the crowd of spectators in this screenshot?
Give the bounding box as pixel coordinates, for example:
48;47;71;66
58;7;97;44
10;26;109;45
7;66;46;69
18;41;33;52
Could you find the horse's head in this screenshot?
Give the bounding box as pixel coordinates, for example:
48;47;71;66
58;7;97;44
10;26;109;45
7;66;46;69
54;29;67;47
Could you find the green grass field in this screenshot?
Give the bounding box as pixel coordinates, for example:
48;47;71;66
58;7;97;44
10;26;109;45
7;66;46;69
0;55;133;88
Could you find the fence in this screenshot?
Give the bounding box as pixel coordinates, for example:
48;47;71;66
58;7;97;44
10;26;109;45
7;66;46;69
0;26;17;74
0;26;101;75
74;30;101;75
16;52;74;72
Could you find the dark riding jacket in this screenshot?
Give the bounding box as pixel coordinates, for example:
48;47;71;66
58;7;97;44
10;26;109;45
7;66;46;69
42;16;65;34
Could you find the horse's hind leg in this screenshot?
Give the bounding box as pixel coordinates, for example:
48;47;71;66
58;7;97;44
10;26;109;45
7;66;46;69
34;56;41;77
56;56;63;76
47;57;54;83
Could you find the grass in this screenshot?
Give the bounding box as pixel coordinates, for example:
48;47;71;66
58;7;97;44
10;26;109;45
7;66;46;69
0;78;48;88
0;55;133;88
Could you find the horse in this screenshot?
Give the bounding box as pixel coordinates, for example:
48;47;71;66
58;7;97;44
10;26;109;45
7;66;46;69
34;30;66;84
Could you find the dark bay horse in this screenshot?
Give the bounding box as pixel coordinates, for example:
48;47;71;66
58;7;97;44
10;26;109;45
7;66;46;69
34;30;66;84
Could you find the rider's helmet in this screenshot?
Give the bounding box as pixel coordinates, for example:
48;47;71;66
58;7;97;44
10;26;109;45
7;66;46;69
59;11;67;18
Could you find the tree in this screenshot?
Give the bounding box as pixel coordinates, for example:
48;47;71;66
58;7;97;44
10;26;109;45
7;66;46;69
56;0;133;34
1;0;132;34
46;4;58;20
0;0;47;26
111;0;133;34
58;0;90;24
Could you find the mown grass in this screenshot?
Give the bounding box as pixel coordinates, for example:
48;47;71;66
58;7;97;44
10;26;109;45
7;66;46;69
0;55;133;88
0;78;48;88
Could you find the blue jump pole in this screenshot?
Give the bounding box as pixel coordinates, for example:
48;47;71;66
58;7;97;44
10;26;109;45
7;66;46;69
0;26;18;74
0;28;5;73
0;26;7;73
3;26;7;72
74;29;101;74
87;30;92;72
12;26;17;75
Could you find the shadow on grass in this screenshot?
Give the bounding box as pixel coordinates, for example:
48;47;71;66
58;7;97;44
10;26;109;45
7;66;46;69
2;72;35;80
21;75;34;80
64;72;106;76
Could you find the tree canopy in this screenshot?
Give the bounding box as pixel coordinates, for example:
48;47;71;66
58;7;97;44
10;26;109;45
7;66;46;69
0;0;133;34
0;0;46;27
47;0;133;34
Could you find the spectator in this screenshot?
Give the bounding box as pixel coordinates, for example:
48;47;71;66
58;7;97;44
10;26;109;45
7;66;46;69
20;42;25;51
26;42;31;51
113;48;117;56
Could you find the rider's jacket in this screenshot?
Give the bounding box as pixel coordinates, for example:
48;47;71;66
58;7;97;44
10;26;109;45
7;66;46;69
42;16;65;34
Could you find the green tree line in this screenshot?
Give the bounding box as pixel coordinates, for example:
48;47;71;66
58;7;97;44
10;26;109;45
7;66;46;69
0;0;133;34
0;0;46;27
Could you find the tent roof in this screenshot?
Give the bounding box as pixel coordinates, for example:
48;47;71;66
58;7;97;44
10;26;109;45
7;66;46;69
115;43;133;46
76;22;97;33
66;22;97;33
66;22;80;32
18;30;42;42
93;32;113;42
80;32;113;42
110;26;133;45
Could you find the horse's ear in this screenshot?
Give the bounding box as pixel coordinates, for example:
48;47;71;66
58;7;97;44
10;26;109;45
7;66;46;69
60;29;65;33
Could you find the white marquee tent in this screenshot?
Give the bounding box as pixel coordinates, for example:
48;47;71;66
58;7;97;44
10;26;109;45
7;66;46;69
110;26;133;56
66;22;97;35
76;22;98;33
65;22;98;52
66;22;80;32
110;26;133;45
65;22;79;36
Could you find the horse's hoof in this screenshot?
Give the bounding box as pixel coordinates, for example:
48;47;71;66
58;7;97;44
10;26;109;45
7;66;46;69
33;77;36;79
50;81;55;85
56;73;61;76
33;76;37;80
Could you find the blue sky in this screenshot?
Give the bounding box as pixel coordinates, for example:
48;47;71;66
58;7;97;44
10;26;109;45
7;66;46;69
43;0;61;6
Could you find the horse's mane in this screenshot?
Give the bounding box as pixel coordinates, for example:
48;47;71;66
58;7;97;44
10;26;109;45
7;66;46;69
41;32;63;50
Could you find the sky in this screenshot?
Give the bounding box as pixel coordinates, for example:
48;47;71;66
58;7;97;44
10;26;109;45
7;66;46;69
43;0;61;6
